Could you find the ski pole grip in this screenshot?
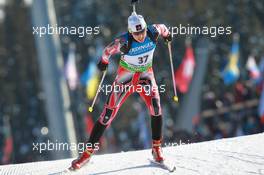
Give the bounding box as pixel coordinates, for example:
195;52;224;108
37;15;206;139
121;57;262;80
131;0;139;4
131;0;140;5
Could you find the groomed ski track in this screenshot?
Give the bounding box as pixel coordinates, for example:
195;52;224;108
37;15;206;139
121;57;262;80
0;133;264;175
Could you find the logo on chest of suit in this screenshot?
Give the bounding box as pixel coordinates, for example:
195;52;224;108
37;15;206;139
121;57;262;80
129;42;155;55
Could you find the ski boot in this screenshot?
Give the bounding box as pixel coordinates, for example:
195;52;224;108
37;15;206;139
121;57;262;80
70;148;94;170
152;139;164;163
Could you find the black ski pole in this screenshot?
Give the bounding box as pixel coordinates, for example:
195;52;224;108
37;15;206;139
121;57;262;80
131;0;140;12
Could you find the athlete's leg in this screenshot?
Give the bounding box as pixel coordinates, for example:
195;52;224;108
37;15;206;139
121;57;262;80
138;68;164;162
71;67;135;169
138;68;162;138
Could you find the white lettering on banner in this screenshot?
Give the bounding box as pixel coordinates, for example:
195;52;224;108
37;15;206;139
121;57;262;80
130;42;154;53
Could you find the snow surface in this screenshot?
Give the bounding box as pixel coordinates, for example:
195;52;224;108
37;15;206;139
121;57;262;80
0;133;264;175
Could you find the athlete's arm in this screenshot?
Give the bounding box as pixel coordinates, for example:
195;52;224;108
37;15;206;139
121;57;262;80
153;24;170;37
100;38;122;64
153;24;172;42
97;37;123;71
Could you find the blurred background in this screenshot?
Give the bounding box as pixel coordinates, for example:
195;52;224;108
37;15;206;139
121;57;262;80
0;0;263;164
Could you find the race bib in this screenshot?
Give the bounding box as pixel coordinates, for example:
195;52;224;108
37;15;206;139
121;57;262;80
123;49;155;66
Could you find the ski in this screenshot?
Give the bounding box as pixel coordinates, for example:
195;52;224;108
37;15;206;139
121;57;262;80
48;168;72;175
148;158;176;173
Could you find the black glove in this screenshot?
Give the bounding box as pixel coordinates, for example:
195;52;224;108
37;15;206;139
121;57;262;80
97;60;108;71
163;33;172;44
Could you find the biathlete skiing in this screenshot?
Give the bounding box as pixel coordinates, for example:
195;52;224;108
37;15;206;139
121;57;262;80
70;0;177;172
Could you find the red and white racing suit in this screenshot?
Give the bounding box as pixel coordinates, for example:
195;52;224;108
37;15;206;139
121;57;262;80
98;24;170;126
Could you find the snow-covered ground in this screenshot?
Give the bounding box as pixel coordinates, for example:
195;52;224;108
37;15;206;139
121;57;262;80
0;133;264;175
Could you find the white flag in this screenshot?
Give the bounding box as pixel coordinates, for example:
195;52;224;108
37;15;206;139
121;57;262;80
65;43;78;90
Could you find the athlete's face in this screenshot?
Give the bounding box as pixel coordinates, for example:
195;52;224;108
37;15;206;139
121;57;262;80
132;29;147;43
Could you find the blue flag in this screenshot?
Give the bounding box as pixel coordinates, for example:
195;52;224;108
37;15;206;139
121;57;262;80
80;62;97;86
257;57;264;85
259;88;264;119
221;38;240;85
80;62;99;100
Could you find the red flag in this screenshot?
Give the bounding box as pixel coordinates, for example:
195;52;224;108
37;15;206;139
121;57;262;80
2;137;13;164
175;45;195;93
2;116;13;164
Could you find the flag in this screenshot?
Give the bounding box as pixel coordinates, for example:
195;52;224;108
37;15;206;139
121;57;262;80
175;43;195;93
258;57;264;124
221;36;240;85
259;57;264;74
257;57;264;85
86;74;99;100
259;87;264;124
246;55;260;80
65;43;78;90
80;62;99;100
2;116;13;164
